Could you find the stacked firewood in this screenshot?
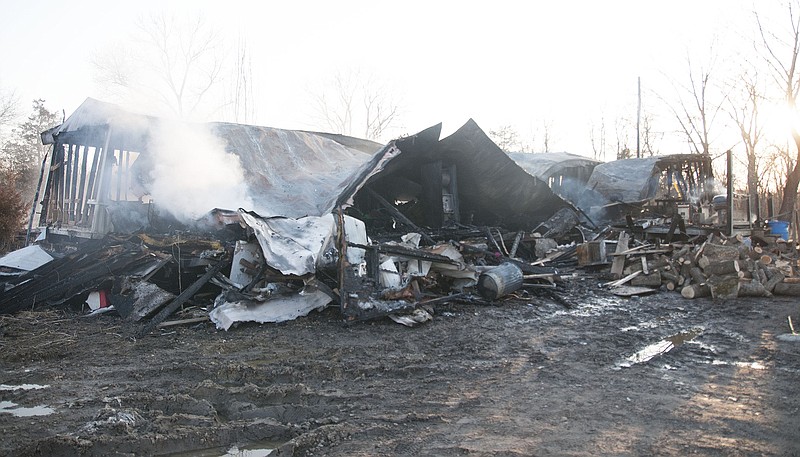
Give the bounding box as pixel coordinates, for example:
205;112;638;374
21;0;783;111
609;232;799;299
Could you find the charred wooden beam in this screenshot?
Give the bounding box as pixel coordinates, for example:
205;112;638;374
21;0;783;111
136;257;228;337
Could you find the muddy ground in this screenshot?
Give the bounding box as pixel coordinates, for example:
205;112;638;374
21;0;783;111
1;276;799;457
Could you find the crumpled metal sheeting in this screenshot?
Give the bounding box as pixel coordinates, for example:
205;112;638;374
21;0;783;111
214;123;383;218
209;285;332;330
585;157;661;203
0;245;53;272
508;152;601;183
239;211;337;277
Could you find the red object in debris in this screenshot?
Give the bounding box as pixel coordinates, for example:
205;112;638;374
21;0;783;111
98;290;110;308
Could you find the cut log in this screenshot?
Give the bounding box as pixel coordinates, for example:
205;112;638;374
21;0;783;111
738;279;771;297
693;241;708;262
760;255;773;265
672;245;691;261
703;244;740;262
689;267;707;285
629;258;670;273
702;260;740;276
661;271;679;283
773;282;800;296
736;244;752;260
707;275;740;299
774;259;792;276
665;281;676;291
680;262;693;283
631;271;662;287
697;255;710;270
763;271;785;293
604;270;641;288
681;283;711;299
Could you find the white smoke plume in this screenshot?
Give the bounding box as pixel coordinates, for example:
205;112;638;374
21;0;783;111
146;121;254;222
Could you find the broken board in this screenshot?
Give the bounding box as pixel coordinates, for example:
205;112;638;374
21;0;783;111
609;286;658;297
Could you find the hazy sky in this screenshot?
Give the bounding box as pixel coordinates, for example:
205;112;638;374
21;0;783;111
0;0;772;156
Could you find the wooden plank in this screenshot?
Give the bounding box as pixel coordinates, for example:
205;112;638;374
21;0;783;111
604;270;641;288
157;316;209;328
610;286;658;297
82;146;102;226
610;232;630;278
366;188;435;245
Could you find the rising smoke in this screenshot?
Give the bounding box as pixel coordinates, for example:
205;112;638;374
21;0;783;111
146;121;254;222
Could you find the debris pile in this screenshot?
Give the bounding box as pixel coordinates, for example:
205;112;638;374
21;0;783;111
599;228;799;299
0;98;587;333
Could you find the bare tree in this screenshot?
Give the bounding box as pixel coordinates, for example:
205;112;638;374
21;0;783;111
664;50;728;156
639;113;661;156
313;70;399;141
0;85;19;135
756;1;800;221
93;12;226;120
589;116;608;160
615;116;633;159
539;119;554;153
229;37;255;124
489;125;522;153
727;69;765;218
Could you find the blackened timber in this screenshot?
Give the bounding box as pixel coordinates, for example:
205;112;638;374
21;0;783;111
347;242;460;265
65;144;74;223
457;241;557;275
0;241;152;314
136;257;228;337
366;188;435;245
70;144;80;221
83;145;101;224
25;145;55;245
420;160;444;228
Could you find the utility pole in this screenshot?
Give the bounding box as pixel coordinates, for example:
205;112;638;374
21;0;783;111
636;76;641;159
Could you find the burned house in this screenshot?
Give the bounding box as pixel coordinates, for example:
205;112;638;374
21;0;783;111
4;98;572;329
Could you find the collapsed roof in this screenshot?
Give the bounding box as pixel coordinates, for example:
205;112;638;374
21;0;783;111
508;152;600;184
35;98;570;237
584;154;714;204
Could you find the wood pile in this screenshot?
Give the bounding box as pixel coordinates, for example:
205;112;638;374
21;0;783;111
606;232;799;299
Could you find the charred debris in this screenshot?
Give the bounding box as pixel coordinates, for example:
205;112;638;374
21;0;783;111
0;99;586;334
2;98;797;334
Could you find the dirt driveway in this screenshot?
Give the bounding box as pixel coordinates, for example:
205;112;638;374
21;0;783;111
1;279;798;456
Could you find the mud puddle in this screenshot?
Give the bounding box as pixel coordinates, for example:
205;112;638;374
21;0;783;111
166;441;278;456
0;401;54;417
618;328;703;368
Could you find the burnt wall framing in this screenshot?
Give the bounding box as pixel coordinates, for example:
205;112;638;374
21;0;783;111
38;125;148;238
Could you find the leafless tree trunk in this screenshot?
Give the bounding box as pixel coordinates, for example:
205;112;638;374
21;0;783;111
489;125;521;153
664;50;727;156
313;70;399;141
0;86;18;133
728;71;765;219
231;37;255;124
589;116;608;160
93;12;226;120
540;119;553;153
640;113;660;156
757;1;800;221
615;116;632;159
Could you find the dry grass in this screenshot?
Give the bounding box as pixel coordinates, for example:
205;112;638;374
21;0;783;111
0;310;80;362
